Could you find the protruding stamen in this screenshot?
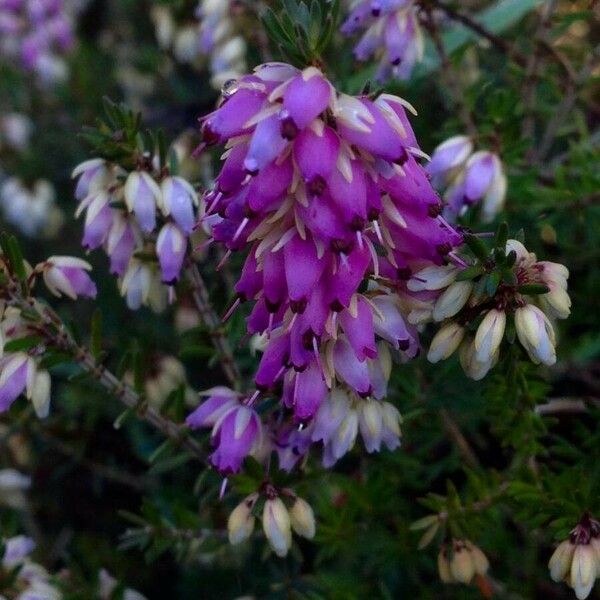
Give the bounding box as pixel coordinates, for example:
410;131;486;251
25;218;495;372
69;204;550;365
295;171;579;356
216;249;232;271
232;217;250;244
222;297;241;323
219;478;228;500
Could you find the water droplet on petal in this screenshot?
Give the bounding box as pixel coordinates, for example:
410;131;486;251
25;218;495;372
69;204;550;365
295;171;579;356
221;79;239;99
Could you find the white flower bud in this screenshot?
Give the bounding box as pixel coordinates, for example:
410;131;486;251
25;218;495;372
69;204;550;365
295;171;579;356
407;265;457;292
450;545;475;584
428;322;465;363
437;547;454;583
549;540;576;582
571;544;597;599
466;542;489;575
228;495;257;546
459;338;497;381
262;498;292;557
31;370;51;419
481;169;507;223
433;281;473;322
289;497;315;539
474;309;506;364
515;304;556;366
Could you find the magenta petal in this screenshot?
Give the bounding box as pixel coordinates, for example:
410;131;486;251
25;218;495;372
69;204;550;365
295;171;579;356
247;158;293;213
338;99;405;161
216;143;248;195
339;297;377;361
292;360;328;422
284;235;325;306
328;160;367;223
0;361;28;413
333;338;371;395
235;247;263;301
464;154;496;200
186;395;237;429
325;246;371;309
203;88;266;141
255;333;289;390
263;249;287;309
283;72;331;130
293;126;340;184
210;407;259;474
244;115;289;174
61;267;97;298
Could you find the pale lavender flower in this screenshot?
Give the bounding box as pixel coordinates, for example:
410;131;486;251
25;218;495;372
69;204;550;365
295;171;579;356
40;255;97;299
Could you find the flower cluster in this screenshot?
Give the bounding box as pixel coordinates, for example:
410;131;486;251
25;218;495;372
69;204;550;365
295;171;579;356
0;178;63;238
187;62;462;473
341;0;424;82
416;238;570;379
437;539;490;586
427;135;507;223
71;156;200;311
228;488;315;557
151;0;247;90
0;254;96;417
1;534;62;599
549;515;600;600
0;0;77;84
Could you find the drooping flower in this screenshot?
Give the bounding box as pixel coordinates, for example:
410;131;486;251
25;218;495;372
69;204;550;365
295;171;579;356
427;136;507;223
39;256;97;300
549;515;600;600
438;539;490;586
186;388;263;473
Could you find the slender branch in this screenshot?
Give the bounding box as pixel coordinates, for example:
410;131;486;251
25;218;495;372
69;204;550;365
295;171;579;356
535;397;600;416
5;287;209;464
439;408;480;469
185;261;242;388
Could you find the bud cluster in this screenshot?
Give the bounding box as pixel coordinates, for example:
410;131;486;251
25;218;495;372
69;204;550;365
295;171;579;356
549;515;600;600
0;251;96;417
71;155;200;311
416;236;570;379
151;0;247;90
0;0;77;84
427;135;507;223
437;539;490;586
228;487;315;557
341;0;424;82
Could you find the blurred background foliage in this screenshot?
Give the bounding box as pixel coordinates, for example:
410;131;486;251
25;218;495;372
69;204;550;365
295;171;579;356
0;0;599;598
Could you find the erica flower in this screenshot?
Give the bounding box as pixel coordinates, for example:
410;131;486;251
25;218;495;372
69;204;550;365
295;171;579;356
156;223;187;283
0;352;50;417
186;388;263;473
228;493;258;545
124;171;162;233
549;515;600;599
341;0;424;82
39;256;97;300
438;539;490;586
427;135;507;223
